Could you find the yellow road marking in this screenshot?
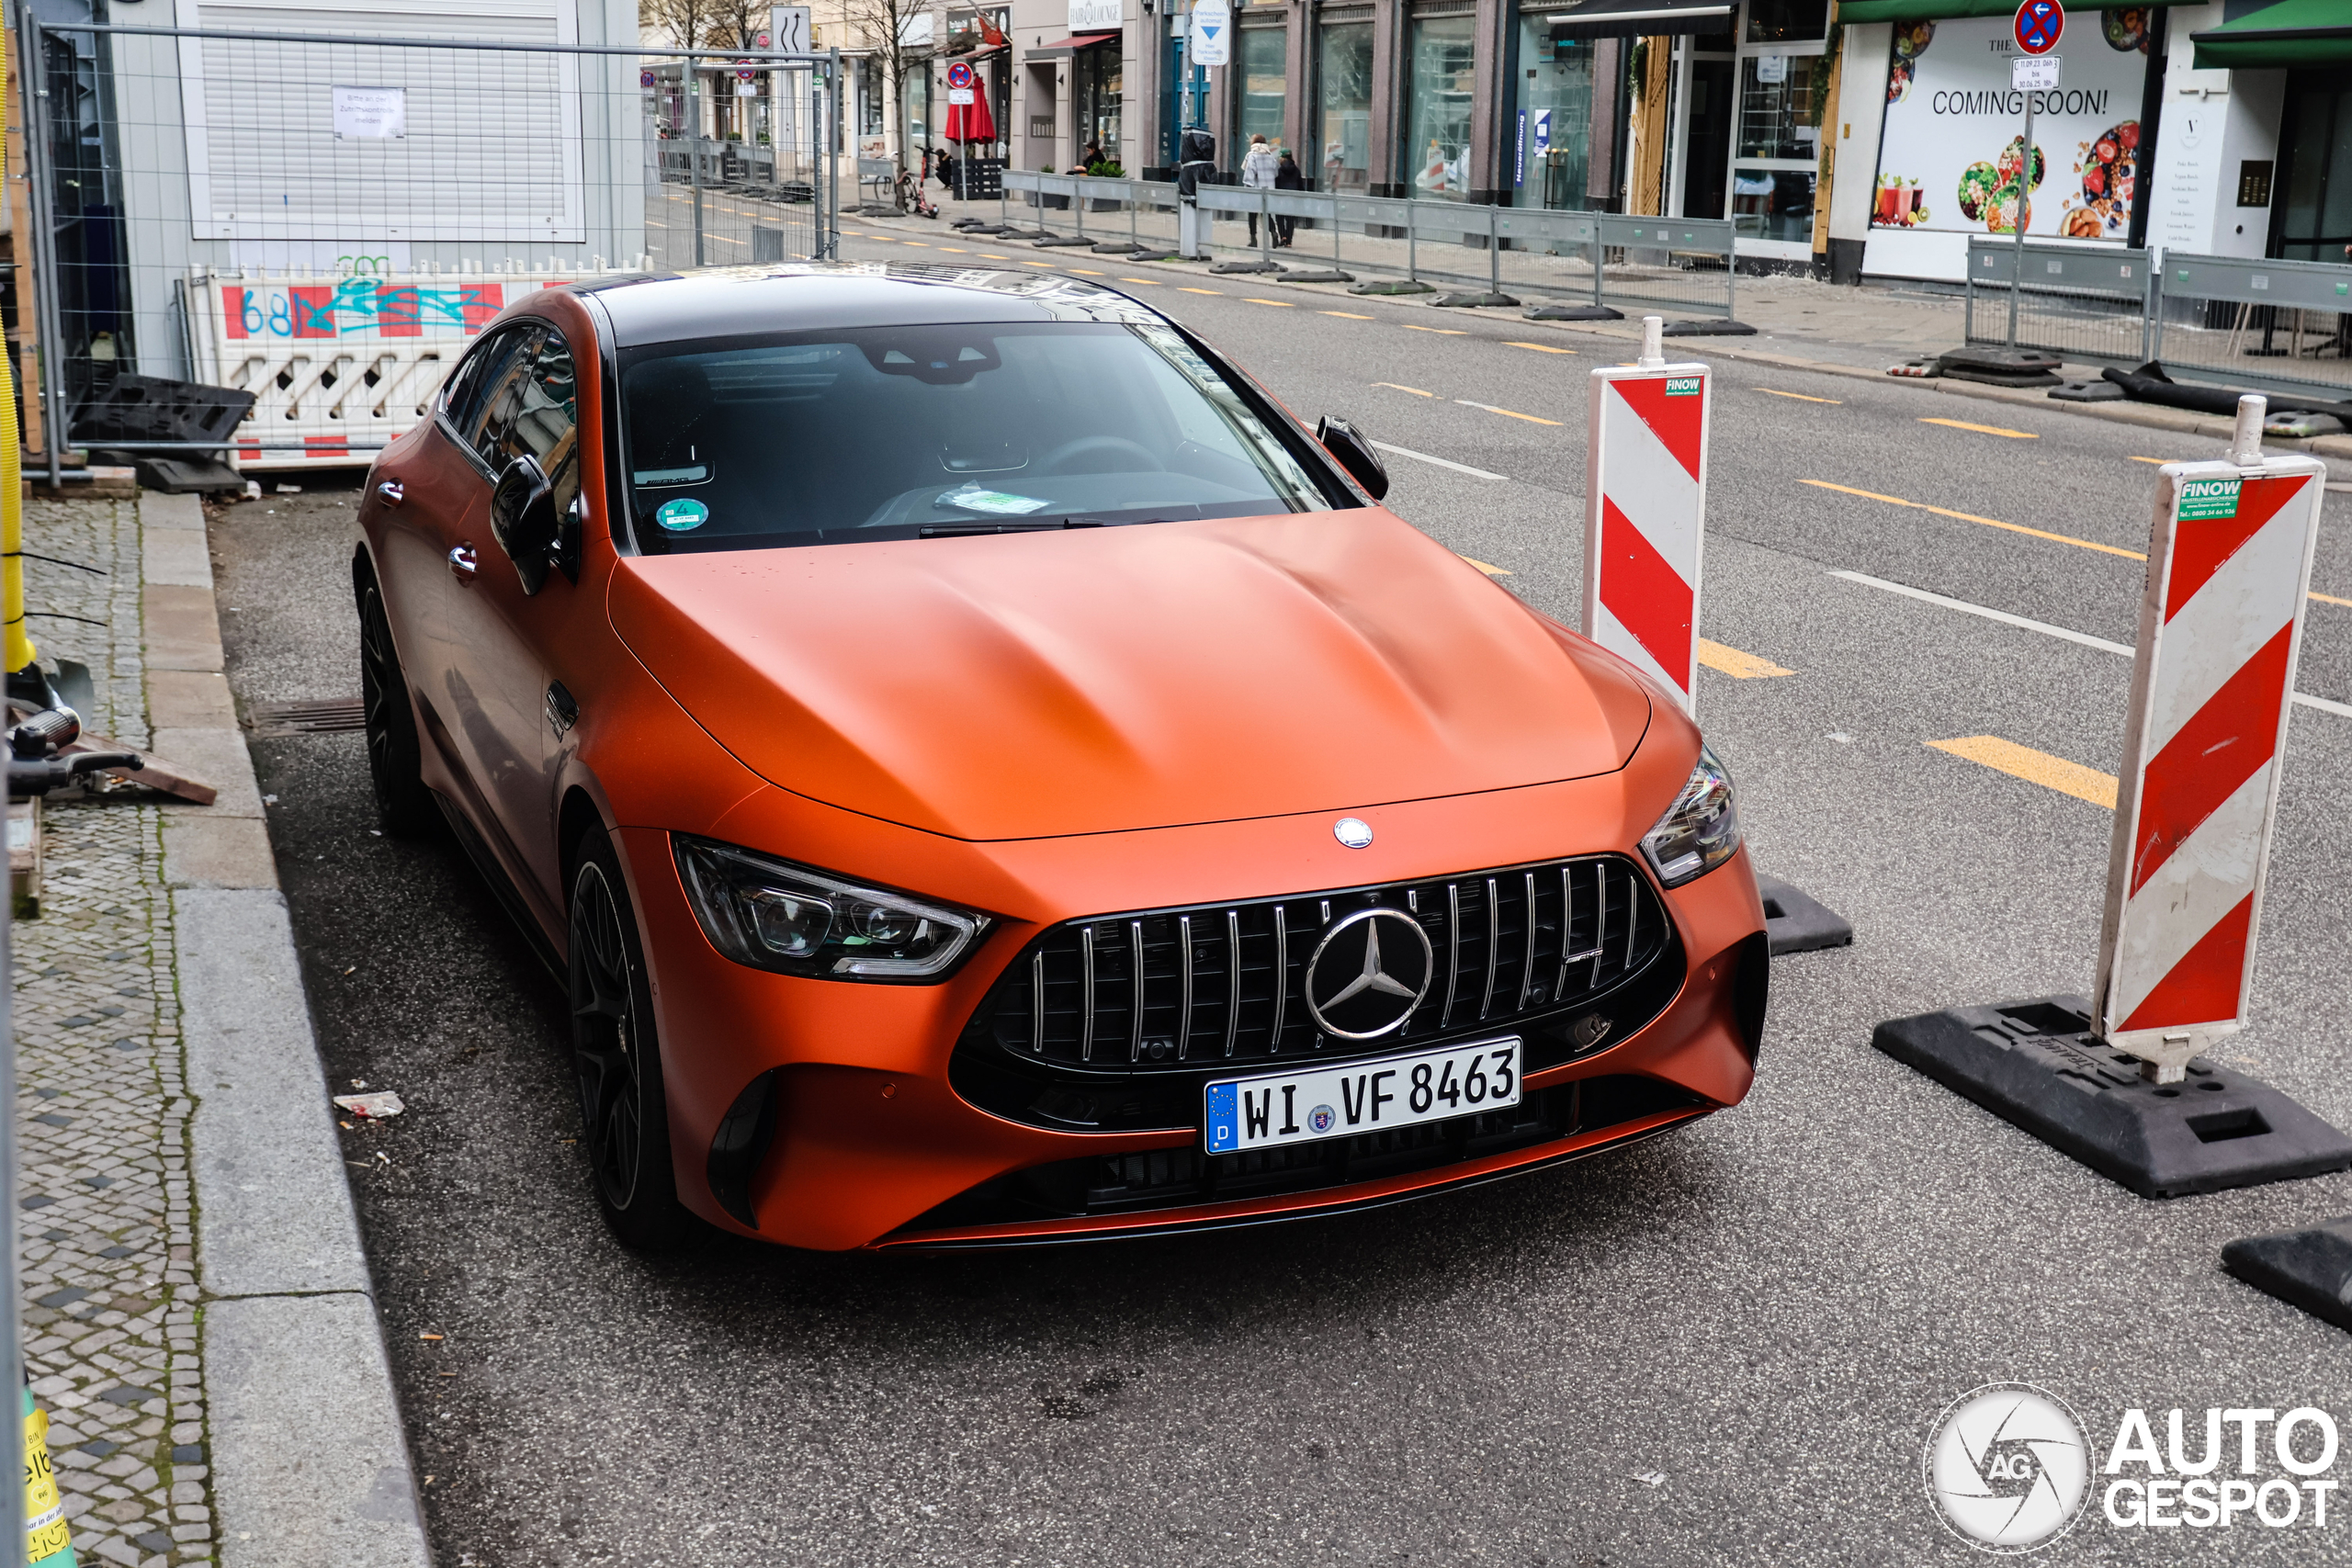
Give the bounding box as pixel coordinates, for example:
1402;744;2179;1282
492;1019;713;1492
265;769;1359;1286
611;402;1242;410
2127;456;2178;465
1023;260;1056;267
1322;310;1374;319
1802;479;2147;561
1696;639;1792;679
1070;268;1105;275
938;246;969;253
1119;276;1164;285
1920;417;2037;439
1179;287;1224;295
1504;341;1576;355
1405;324;1467;335
1373;382;1434;397
1457;399;1562;426
1460;556;1513;577
1243;298;1296;307
980;253;1012;260
707;234;746;246
1928;737;2117;809
1757;388;1840;404
901;241;930;247
2312;589;2352;608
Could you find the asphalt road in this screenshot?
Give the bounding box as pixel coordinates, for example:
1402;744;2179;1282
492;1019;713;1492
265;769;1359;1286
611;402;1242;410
209;248;2352;1568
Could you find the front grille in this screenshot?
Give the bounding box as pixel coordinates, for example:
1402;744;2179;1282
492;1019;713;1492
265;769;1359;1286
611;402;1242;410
893;1075;1708;1238
967;854;1669;1072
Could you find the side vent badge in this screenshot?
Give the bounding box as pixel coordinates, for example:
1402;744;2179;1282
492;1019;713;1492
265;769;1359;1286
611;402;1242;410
545;682;580;739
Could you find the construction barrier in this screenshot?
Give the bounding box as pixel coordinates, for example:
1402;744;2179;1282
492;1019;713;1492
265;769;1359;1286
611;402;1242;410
2094;400;2327;1082
1582;318;1711;715
1873;396;2352;1198
182;261;645;470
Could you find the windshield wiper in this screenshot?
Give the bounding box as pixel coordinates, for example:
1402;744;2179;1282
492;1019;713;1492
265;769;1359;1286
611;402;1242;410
919;519;1109;537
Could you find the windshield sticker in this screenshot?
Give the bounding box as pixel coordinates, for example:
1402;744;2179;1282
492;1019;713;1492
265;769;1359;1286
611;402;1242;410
655;498;710;532
938;486;1050;516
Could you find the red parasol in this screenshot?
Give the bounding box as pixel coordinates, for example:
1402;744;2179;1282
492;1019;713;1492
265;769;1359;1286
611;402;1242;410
943;59;997;145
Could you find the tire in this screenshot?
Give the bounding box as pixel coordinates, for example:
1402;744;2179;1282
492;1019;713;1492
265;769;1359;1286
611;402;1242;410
567;827;698;1251
356;577;438;837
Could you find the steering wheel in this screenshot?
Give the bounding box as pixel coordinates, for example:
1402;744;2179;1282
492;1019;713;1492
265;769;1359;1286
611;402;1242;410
1033;434;1164;476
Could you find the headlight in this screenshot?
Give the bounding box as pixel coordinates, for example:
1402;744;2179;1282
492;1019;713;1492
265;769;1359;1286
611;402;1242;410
1640;744;1741;887
672;835;991;982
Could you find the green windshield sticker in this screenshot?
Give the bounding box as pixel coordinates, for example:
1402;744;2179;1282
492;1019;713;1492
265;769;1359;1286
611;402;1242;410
939;486;1050;516
2179;478;2241;521
655;498;710;532
1665;377;1702;397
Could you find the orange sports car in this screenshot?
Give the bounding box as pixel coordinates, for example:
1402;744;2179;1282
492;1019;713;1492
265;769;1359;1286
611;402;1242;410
355;265;1766;1251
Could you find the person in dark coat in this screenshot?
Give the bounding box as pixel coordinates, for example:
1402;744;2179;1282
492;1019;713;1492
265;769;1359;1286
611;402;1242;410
1272;150;1306;247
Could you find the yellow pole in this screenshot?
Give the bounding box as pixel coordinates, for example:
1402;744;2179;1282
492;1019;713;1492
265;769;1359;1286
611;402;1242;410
2;29;37;681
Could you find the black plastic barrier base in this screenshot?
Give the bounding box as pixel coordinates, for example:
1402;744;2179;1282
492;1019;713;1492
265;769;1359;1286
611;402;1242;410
1871;996;2352;1199
1756;875;1852;956
2222;1219;2352;1335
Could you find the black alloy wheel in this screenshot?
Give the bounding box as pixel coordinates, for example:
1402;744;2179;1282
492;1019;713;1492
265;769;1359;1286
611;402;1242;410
356;578;437;836
567;828;695;1250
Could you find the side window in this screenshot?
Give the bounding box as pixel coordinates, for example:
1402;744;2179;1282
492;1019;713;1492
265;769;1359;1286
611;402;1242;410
468;325;544;468
440;328;522;446
491;329;581;516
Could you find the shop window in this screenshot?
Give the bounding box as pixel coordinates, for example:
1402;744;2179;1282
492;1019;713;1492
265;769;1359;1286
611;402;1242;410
1406;15;1477;201
2275;73;2352;262
1238;26;1287;150
1317;22;1374;194
1513;19;1593;210
1735;52;1817;161
1072;42;1124;168
1744;0;1826;44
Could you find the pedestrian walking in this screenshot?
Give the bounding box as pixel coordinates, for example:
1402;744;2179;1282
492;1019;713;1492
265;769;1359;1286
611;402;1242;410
1240;133;1278;246
1273;149;1305;247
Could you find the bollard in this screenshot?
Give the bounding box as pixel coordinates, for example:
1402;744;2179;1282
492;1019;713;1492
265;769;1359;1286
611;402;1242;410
1874;396;2350;1194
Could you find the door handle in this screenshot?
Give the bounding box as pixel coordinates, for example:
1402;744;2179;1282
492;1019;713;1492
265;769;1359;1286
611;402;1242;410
447;544;480;581
376;479;405;506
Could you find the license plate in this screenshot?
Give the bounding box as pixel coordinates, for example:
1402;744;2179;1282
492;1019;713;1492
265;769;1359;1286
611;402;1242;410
1203;1037;1521;1155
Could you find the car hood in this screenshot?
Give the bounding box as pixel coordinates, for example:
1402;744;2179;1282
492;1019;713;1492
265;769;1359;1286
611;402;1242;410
608;510;1653;841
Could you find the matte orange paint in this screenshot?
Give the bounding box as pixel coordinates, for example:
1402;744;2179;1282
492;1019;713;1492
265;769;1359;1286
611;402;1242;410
357;279;1767;1251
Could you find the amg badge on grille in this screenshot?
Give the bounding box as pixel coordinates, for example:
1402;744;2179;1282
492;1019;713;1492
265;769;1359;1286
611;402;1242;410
1333;817;1374;849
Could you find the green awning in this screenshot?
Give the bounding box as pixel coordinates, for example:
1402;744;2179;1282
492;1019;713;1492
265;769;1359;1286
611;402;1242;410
2191;0;2352;69
1836;0;2197;24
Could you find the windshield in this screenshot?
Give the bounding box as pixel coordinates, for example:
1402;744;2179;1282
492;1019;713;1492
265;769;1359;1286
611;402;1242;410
616;321;1338;551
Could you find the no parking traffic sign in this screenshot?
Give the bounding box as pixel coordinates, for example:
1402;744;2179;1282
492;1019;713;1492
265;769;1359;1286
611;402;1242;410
2014;0;2063;55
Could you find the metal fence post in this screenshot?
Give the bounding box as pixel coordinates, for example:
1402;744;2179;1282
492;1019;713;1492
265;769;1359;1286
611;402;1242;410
1260;189;1272;265
1592;223;1605;310
1129;180;1139;248
688;68;706;266
2148;255;2165;365
1487;205;1500;297
1332;193;1343;271
1724;232;1736;320
2;894;20;1568
1407;202;1418;285
21;22;65;482
826;48;841;257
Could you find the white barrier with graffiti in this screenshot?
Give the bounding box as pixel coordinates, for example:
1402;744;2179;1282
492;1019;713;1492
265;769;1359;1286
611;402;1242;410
185;259;648;469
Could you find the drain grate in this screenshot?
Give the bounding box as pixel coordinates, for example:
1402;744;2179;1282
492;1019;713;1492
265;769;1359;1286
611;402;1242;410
245;696;367;739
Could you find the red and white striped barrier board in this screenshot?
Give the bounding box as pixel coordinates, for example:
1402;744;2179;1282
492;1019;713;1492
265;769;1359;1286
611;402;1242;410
1584;339;1711;715
2095;428;2326;1081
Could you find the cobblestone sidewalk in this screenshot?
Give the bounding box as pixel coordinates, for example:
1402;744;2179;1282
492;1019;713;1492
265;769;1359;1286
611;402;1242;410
12;496;216;1568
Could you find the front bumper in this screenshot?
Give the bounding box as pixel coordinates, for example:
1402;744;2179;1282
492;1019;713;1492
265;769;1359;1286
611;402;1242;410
616;746;1766;1250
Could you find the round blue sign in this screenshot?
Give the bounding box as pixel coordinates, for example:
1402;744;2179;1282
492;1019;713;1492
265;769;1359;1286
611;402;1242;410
655;498;709;532
2014;0;2063;55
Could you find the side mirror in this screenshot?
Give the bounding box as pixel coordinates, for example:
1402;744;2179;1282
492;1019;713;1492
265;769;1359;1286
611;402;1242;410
491;455;561;595
1316;416;1390;502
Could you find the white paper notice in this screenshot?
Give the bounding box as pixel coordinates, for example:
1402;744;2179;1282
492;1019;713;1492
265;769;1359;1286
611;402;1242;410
2012;55;2060;91
333;85;407;141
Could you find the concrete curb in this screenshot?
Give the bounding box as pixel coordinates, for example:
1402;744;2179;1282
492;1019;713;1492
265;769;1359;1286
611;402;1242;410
865;216;2346;462
141;491;435;1568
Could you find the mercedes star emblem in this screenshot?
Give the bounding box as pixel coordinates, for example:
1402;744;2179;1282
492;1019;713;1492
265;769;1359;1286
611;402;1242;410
1334;817;1374;849
1304;908;1433;1040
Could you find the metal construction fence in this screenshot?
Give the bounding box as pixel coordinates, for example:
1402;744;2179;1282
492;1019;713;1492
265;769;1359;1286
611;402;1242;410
999;171;1738;321
1966;237;2352;399
15;20;840;474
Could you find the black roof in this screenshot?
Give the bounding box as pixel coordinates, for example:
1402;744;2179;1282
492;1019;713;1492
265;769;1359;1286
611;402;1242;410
574;263;1165;348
